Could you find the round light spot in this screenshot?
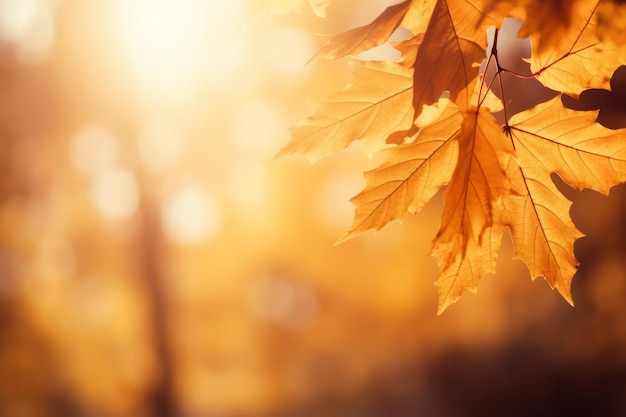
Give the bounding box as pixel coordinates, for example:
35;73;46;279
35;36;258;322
91;167;139;221
0;0;38;41
0;0;58;63
249;276;317;329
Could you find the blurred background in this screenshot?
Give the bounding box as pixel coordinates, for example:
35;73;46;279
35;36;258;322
0;1;625;416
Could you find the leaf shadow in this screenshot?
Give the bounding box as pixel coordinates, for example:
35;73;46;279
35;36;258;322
562;65;626;129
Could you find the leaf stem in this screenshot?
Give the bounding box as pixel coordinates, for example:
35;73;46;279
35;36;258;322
481;27;519;133
500;68;539;79
477;28;499;109
491;40;510;127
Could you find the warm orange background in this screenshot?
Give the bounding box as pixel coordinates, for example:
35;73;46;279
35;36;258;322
0;1;625;416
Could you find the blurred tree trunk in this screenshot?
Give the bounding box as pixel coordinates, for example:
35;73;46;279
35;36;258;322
138;179;177;417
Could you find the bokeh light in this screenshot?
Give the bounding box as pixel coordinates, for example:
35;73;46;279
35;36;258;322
115;0;245;97
91;167;140;221
0;0;58;62
161;179;222;245
248;274;318;329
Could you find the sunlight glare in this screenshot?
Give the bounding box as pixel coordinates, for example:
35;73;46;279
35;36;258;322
203;31;246;80
116;0;245;96
0;0;37;40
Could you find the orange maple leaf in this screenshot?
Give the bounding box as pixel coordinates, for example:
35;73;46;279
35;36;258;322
313;0;415;60
336;98;461;244
527;0;626;95
505;95;626;301
277;35;421;162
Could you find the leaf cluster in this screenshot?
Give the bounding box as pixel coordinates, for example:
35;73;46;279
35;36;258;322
278;0;626;313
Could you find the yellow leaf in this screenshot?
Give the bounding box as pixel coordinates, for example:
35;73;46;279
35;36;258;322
505;95;626;300
500;158;581;305
432;223;504;314
338;99;461;243
431;107;515;270
528;0;626;95
472;73;504;112
313;0;416;60
278;0;626;312
514;0;579;53
277;35;422;162
409;0;507;113
597;1;626;44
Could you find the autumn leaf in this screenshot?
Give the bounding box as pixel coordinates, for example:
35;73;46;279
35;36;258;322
484;0;578;53
527;0;626;95
597;0;626;44
431;92;626;311
435;109;512;255
337;98;461;243
487;0;626;54
504;95;626;301
277;35;422;162
405;0;507;114
315;0;508;113
432;221;504;313
430;104;515;289
313;0;414;60
278;0;626;312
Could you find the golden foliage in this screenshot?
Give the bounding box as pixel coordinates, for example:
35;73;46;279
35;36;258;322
528;0;626;95
277;35;421;162
278;0;626;312
313;0;414;60
337;98;460;244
